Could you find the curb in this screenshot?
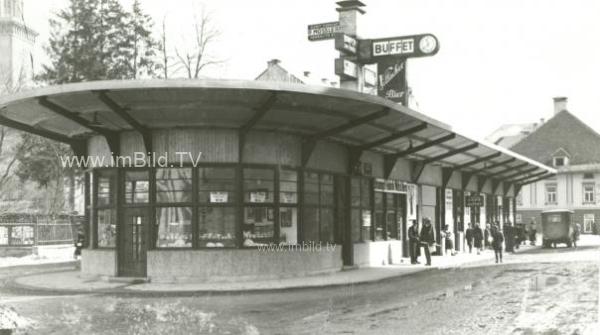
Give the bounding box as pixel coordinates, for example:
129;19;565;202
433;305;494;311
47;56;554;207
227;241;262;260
8;254;502;296
0;260;78;271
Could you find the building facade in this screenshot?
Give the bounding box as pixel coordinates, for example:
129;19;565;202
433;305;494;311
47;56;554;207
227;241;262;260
0;80;554;282
493;98;600;234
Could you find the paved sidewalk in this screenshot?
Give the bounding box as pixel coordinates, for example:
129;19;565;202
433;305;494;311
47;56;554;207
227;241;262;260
11;250;507;294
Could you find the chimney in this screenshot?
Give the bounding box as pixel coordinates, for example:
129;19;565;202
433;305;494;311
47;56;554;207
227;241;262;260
540;118;545;124
267;59;281;67
303;71;310;78
321;78;328;84
553;97;568;115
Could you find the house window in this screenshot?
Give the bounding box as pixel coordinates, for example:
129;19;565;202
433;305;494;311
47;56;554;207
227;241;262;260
553;157;566;167
583;214;594;233
545;184;557;205
583;183;595;204
516;214;522;224
516;192;523;206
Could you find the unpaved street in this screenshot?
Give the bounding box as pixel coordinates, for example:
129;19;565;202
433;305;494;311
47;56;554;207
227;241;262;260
1;244;598;334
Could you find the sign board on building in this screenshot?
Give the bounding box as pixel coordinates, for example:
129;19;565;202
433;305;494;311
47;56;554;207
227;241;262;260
363;67;377;87
466;195;484;207
250;191;267;203
374;178;409;193
335;58;359;79
358;34;439;62
210;192;228;203
307;21;341;41
377;58;408;105
335;33;358;54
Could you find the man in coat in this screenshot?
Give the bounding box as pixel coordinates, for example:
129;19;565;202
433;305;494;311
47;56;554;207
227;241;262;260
420;217;435;266
465;223;474;253
492;225;505;263
529;219;537;246
408;220;420;264
473;223;484;255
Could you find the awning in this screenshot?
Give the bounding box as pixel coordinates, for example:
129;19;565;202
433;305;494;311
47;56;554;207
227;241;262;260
0;79;555;186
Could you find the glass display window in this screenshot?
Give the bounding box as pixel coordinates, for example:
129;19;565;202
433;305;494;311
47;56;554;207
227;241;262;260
199;167;236;204
243;206;275;246
244;168;274;203
198;206;236;247
156;168;193;203
156;207;193;248
125;171;149;204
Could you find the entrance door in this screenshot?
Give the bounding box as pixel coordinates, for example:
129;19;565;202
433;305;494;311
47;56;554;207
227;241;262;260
119;207;148;277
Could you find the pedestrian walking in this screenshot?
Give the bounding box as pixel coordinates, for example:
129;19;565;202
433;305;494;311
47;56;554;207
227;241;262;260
529;219;537;246
484;223;493;249
572;222;581;248
408;220;420;264
465;223;474;253
420;217;435;266
442;225;456;256
473;223;483;255
492;225;504;263
74;226;85;260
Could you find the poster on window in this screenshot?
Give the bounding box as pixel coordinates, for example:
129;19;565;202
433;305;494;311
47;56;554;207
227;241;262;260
362;210;372;227
280;192;297;204
250;191;267;203
210;192;229;203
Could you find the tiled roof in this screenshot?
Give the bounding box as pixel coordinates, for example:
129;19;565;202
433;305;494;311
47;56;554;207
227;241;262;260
510;110;600;165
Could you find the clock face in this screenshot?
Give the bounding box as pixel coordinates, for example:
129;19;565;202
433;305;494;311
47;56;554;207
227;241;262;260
419;35;437;54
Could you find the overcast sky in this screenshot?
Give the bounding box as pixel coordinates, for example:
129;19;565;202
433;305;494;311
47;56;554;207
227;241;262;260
23;0;600;141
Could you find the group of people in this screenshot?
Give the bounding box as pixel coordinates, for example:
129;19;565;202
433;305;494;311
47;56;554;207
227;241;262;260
408;219;507;265
465;222;505;263
407;218;435;266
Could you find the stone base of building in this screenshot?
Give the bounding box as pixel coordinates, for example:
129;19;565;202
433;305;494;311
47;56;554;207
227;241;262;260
82;247;343;283
353;241;405;267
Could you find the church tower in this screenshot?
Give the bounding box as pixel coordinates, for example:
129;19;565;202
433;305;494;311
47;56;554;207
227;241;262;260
0;0;37;90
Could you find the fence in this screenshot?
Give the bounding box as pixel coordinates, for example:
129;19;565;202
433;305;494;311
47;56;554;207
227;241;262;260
0;214;85;247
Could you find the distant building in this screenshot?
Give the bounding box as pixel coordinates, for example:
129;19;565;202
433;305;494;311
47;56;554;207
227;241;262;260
255;59;338;87
485;122;540;148
493;97;600;234
0;0;37;89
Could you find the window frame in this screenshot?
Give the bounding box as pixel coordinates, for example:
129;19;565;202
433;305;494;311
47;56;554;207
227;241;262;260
582;183;595;205
197;164;239;249
90;163;349;251
583;214;594;233
93;168;118;249
545;183;557;205
302;169;336;245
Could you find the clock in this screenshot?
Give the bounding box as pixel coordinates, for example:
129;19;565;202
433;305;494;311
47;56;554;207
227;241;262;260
419;35;438;54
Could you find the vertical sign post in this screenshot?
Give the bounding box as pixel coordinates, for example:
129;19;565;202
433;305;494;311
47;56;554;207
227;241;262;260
336;1;366;92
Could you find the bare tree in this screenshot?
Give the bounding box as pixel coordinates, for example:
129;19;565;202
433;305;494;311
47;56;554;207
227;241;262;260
173;5;223;79
158;15;172;79
0;67;28;191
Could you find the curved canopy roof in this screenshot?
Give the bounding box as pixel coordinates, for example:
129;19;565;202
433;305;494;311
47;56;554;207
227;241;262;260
0;79;555;186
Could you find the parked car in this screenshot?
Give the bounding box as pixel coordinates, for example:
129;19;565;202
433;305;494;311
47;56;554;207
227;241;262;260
541;209;574;248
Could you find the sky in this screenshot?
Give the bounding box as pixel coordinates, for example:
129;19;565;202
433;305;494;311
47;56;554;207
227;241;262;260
22;0;600;141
